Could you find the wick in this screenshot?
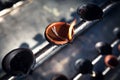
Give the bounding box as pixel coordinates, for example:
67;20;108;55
51;26;67;40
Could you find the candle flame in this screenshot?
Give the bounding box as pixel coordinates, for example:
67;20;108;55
68;19;76;41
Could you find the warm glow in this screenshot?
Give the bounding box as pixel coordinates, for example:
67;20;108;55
68;19;76;41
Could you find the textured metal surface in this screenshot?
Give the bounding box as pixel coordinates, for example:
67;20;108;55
0;0;120;80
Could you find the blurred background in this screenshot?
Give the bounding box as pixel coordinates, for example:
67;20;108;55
0;0;120;80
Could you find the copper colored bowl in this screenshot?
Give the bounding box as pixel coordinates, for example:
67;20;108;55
104;55;119;68
45;22;74;45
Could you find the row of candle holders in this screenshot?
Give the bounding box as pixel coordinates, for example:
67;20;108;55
50;28;120;80
0;0;120;80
